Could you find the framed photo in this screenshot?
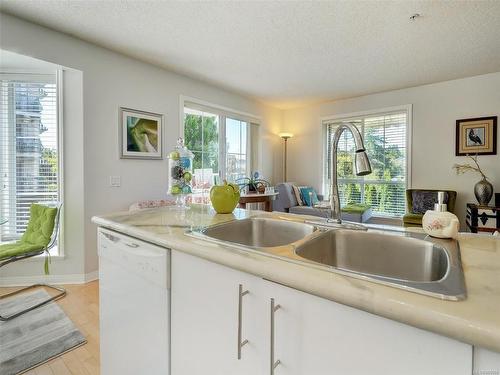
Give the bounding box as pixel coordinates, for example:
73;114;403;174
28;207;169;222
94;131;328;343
455;116;497;156
119;107;163;159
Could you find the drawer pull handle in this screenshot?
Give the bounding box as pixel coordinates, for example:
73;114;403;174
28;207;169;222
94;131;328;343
270;298;281;374
237;284;249;360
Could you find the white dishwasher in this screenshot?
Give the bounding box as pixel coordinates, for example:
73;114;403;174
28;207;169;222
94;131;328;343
98;228;170;375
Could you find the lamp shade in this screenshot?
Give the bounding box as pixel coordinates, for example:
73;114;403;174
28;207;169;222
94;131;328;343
279;132;294;139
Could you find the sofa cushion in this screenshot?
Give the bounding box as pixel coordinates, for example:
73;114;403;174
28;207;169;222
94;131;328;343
273;183;298;212
289;205;328;218
411;191;448;214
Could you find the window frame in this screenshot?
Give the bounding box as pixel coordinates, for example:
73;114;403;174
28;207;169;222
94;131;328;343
0;69;64;257
180;95;261;182
320;105;412;218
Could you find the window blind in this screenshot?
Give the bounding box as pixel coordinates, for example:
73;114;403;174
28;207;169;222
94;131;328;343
324;111;408;217
0;74;59;241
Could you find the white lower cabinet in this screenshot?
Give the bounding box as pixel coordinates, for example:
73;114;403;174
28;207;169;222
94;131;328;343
474;347;500;375
262;279;472;375
171;250;475;375
170;250;264;375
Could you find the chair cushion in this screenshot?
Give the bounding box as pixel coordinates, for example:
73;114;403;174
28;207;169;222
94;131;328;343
299;187;319;207
411;191;448;214
0;242;45;261
342;203;371;214
20;204;58;246
403;213;423;225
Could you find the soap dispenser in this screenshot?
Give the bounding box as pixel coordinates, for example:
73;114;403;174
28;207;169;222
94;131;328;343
422;192;459;239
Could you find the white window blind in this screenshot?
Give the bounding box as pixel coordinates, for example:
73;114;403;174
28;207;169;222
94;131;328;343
0;73;60;242
324;110;408;217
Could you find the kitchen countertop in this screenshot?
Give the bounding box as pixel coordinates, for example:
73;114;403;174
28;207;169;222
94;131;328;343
92;204;500;353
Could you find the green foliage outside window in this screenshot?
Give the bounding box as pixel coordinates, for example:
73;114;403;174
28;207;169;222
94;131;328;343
184;113;219;172
330;124;406;217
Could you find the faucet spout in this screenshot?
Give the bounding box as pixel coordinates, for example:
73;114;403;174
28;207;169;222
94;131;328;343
329;123;372;223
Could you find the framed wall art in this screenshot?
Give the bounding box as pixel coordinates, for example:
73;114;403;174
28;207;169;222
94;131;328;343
120;107;163;159
455;116;497;156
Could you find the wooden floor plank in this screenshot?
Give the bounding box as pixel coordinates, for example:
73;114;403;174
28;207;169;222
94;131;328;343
35;363;55;375
49;358;72;375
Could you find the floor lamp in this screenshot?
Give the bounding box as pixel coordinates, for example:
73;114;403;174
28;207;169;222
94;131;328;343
279;133;293;182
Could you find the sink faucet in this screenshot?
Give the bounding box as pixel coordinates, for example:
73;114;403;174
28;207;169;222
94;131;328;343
323;122;372;224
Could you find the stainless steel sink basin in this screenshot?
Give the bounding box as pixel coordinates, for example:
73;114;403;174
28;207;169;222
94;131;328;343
295;229;466;300
296;230;448;282
198;216;316;248
187;216;466;300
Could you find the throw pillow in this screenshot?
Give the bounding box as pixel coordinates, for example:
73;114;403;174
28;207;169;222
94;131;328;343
292;185;304;206
412;191;449;214
300;187;319;207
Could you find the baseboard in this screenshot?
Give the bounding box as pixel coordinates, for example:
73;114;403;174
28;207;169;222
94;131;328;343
0;271;99;287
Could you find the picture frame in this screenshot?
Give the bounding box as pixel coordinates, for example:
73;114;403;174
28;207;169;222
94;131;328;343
455;116;497;156
119;107;163;159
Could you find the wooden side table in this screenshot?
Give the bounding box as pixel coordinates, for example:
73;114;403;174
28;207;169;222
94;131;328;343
466;203;500;234
238;192;279;212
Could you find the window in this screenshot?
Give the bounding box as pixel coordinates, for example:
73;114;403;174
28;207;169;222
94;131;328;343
183;101;257;200
323;108;410;217
0;73;61;246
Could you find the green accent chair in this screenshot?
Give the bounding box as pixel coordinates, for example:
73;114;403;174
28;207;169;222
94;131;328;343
0;202;66;321
403;189;457;227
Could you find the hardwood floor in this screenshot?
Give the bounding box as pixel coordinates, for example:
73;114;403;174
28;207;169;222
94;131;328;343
0;281;100;375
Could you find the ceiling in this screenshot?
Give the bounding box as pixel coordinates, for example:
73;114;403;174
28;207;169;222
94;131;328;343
1;1;500;109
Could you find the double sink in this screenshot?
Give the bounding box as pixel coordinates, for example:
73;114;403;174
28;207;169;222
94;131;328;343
188;216;466;300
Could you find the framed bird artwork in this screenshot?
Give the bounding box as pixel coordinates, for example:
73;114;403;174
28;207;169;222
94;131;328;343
456;116;497;156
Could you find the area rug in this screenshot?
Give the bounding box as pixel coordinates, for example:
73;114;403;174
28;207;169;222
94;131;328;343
0;289;87;375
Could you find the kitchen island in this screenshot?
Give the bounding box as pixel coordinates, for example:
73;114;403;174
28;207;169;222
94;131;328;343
93;204;500;375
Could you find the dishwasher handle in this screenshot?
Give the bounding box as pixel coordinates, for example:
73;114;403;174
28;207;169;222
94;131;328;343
100;230;164;258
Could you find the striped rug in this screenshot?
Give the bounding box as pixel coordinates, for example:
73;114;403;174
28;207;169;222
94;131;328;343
0;289;86;375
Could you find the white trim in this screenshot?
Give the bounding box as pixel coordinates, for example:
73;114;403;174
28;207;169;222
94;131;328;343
0;270;99;287
180;95;261;125
320;105;412;122
0;71;58;82
57;69;65;257
406;104;413;188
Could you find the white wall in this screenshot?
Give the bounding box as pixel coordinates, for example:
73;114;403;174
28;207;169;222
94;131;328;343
283;72;500;228
0;13;282;281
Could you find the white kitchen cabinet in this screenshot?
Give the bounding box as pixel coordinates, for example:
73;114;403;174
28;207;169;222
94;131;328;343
261;279;472;375
171;250;475;375
170;250;265;375
474;347;500;375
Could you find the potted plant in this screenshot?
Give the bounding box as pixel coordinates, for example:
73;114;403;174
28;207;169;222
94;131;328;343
235;171;270;193
452;154;493;205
